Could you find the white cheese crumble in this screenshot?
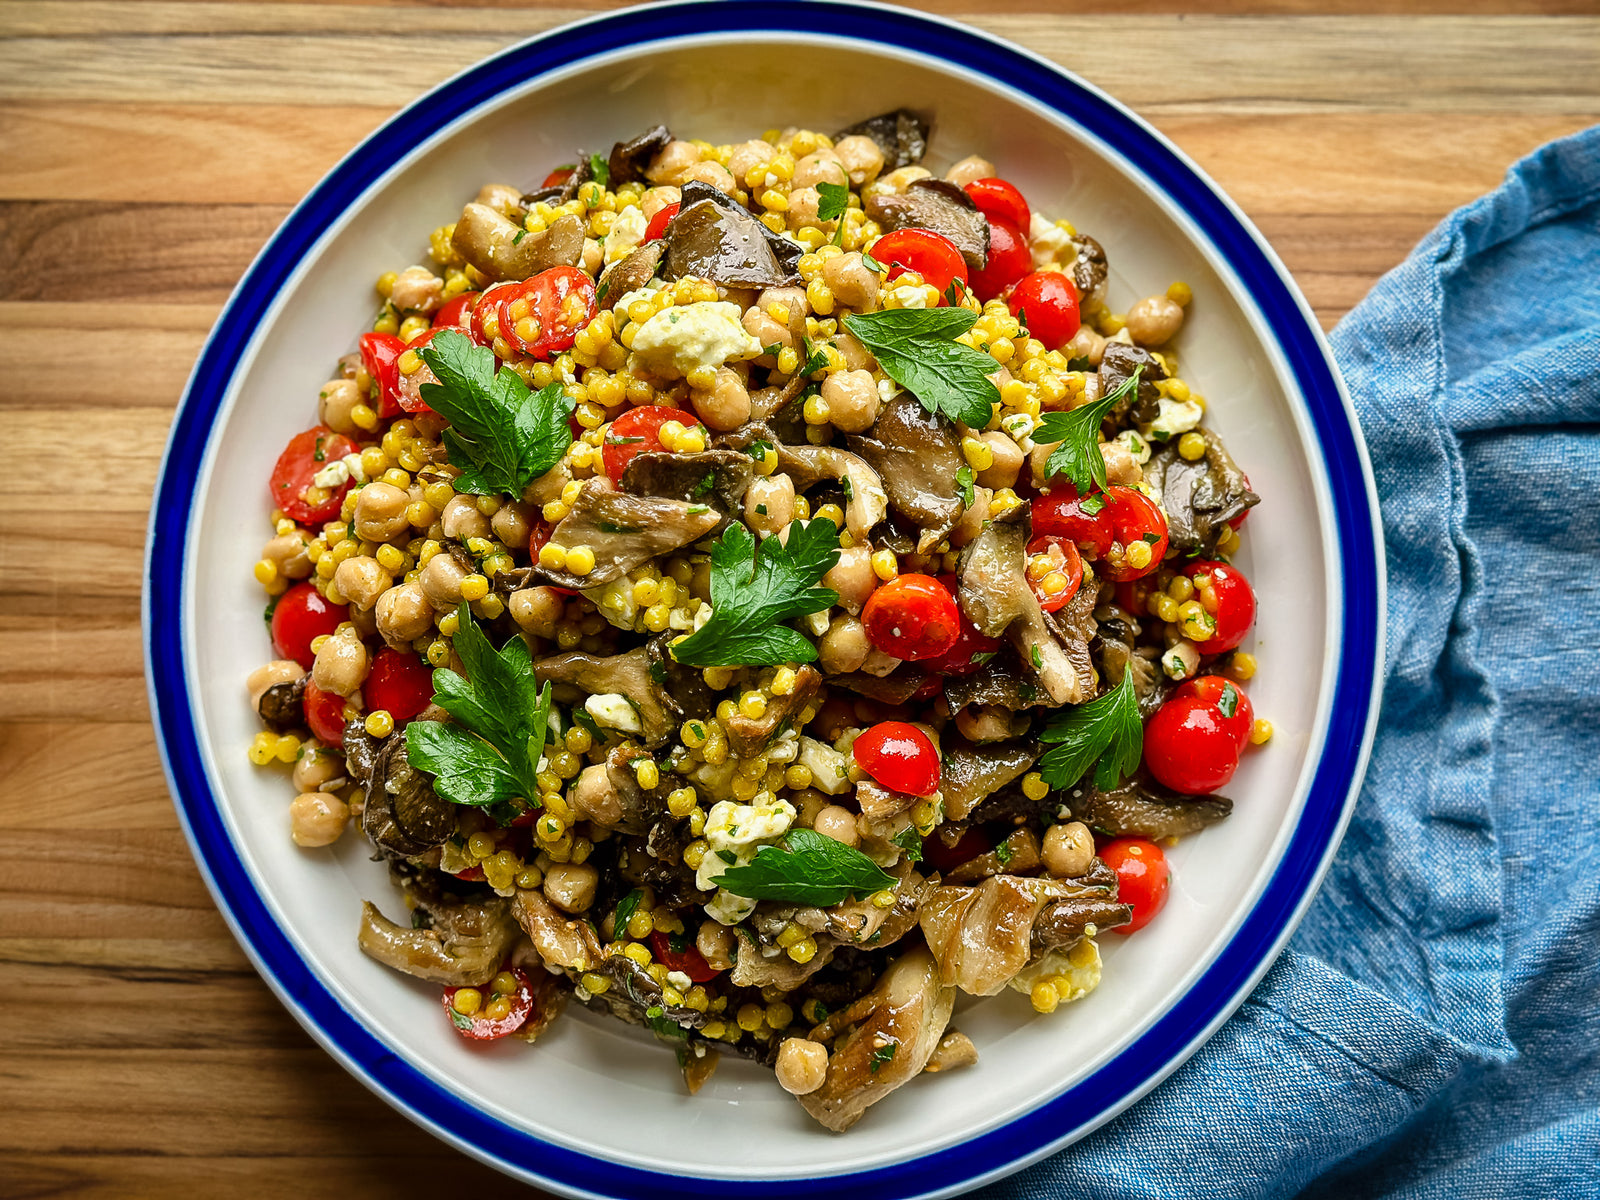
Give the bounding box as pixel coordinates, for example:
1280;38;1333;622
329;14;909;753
886;283;929;309
1028;213;1076;269
1114;430;1152;465
1161;641;1200;681
631;301;762;377
311;460;350;489
704;794;796;855
1148;396;1204;439
876;377;900;407
604;206;648;265
586;579;639;631
585;693;642;734
340;452;367;484
665;969;692;991
796;736;851;796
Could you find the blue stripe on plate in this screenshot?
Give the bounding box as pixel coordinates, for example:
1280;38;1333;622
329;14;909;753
145;3;1382;1196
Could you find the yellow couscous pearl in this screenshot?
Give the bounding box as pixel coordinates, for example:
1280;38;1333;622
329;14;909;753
622;942;653;968
1022;772;1049;802
634;758;660;789
459;573;490;602
539;543;569;571
1178;432;1207;462
1251;719;1274;745
452;988;482;1016
1124;540;1154;571
1230;652;1258;681
1168;280;1194;306
786;936;817;964
565;546;596;576
1030;981;1060;1014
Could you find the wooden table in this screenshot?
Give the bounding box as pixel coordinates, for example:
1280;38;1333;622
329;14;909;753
2;0;1594;1194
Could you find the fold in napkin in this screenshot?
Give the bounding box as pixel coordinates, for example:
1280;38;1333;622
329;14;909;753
985;126;1600;1199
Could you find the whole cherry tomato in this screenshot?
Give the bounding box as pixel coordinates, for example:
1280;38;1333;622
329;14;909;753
853;720;941;797
364;648;435;724
1144;694;1240;794
861;574;960;662
601;405;700;478
649;930;721;983
269;426;357;525
921;573;1002;676
432;290;480;330
1006;270;1081;350
542;166;577;188
1100;837;1170;934
643;202;680;243
270;583;347;669
1032;488;1113;560
358;331;408;417
496;265;596;360
964;177;1031;234
441;965;535;1041
968;218;1033;303
301;678;348;745
1032;486;1166;583
871;228;969;301
1176;675;1254;750
1024;533;1084;613
1182;561;1256;653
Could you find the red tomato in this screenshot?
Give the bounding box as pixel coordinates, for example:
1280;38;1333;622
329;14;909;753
270;583;347;669
1032;488;1113;560
861;574;960;662
964;178;1031;233
921;826;992;874
643;202;680;243
1176;676;1254;750
432;290;480;330
648;930;721;983
872;228;969;301
601;405;699;478
1032;486;1166;583
968;218;1033;303
921;574;1002;676
853;720;940;797
542;166;576;187
364;648;435;724
358;331;408;417
1183;561;1256;653
269;426;357;525
1006;270;1081;350
1101;838;1170;934
496;265;596;360
470;282;516;347
441;965;535;1041
394;327;445;415
1024;534;1084;613
301;678;348;745
1144;694;1240;794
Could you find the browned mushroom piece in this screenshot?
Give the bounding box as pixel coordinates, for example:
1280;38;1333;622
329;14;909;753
608;124;673;186
1144;427;1261;556
922;1029;979;1074
1092;610;1170;719
1030;893;1134;953
662;181;803;288
944;827;1042;883
776;444;888;541
360;734;456;857
847;391;965;554
920;874;1114;995
938;740;1038;820
1098;340;1167;425
1068;776;1233;840
597;239;664;309
1072;233;1109;310
620;448;754;515
866;179;990;270
533;646;678;749
356;896;517;986
724;664;821;759
601;741;665;834
256;676;306;732
450;207;584;282
512;887;606;972
832;109;929;170
855;778;921;822
511;966;570;1044
536;479;722;589
941;655;1041;715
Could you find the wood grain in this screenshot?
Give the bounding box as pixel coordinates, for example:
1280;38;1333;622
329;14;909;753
0;0;1590;1194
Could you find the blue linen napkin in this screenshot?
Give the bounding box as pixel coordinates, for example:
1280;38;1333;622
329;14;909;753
984;126;1600;1199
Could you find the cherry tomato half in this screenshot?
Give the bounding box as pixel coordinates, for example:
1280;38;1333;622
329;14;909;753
364;648;435;725
861;573;960;662
1144;694;1240;794
441;965;534;1041
649;929;721;983
964;178;1031;234
601;405;700;478
269;426;357;525
1033;486;1167;583
270;583;348;670
1182;561;1256;653
853;720;940;797
301;678;348;745
470;281;516;347
1024;534;1084;613
872;228;969;301
921;573;1002;676
643;202;680;243
432;290;480;330
496;265;597;360
393;327;446;415
1100;838;1170;934
542;166;576;188
969;218;1033;303
1006;270;1081;350
1032;488;1113;560
1176;676;1254;751
358;331;408;417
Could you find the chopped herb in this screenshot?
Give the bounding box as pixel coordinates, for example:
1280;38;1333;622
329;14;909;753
994;840;1014;865
1033;366;1144;493
648;659;668;685
843;308;1001;429
841;474;854;499
860;249;885;274
717;848;738;866
956;464;974;507
1031;643;1044;670
613;888;644;936
763;342;783;359
755;503;768;515
449;1007;473;1031
869;1040;898;1074
716;828;897;906
800;337;829;377
686;503;710;515
1080;494;1106;516
571;707;605;740
511;229;526;246
746;439;775;462
890;825;924;864
816;180;850;225
605;434;646;445
942;278;968;308
312;434;327;463
263;592;281;629
692;472;717;497
588;152;609;187
1217;682;1240;719
1142;532;1161;544
971;650;997;666
1036;669;1143;791
1067;354;1092;372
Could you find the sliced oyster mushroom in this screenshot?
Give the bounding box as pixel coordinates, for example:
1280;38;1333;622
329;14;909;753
847;391;964;553
1030;894;1133;953
942;654;1042;715
723;664;821;759
356;896;516;986
451;206;584;282
940;741;1039;821
534;646;678;749
832;109;929;170
521;157;590;207
866;178;990;270
1068;776;1233;839
956;504;1031;637
920;874;1103;995
945;827;1042;883
512;887;606;972
1092;610;1170;719
1072;233;1108;310
662;181;802;288
777;444;888;540
620;448;753;515
597;239;664;309
855;779;921;822
360;734;455;857
536;479;721;588
1144;427;1261;556
922;1029;978;1074
1098;340;1166;425
608;124;673;186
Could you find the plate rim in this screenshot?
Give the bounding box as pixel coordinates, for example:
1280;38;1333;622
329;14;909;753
143;3;1386;1196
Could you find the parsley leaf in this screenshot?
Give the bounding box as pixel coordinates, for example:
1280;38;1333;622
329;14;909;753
588;152;609;187
994;840;1014;865
405;605;553;817
1217;681;1240;719
417;330;574;496
890;825;924;864
860;249;885;274
716;828;897;906
799;337;829;377
613;888;644;937
1033;366;1143;494
1036;669;1143;791
670;520;840;667
869;1040;898;1074
816;181;850;224
843;309;1000;429
956;464;974;508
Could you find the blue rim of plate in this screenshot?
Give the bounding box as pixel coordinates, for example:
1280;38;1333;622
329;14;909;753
145;2;1383;1196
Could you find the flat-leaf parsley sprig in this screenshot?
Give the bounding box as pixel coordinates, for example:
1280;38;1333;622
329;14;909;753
843;308;1001;429
1033;365;1144;494
716;828;898;907
1036;669;1143;791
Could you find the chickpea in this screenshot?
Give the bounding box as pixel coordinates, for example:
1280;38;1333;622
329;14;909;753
785;186;821;232
581;237;603;276
832;135;885;187
246;659;304;710
293;742;343;792
262;529;312;580
877;165;931;194
819;369;879;434
951;486;992;547
1125;294;1185;347
375;580;433;646
311;626;369;697
836;329;876;371
813;804;860;847
757;286;809;343
419;552;468;609
818;615;870;675
1101;441;1143;485
508;586;565;639
696;921;736;972
744;473;795;538
860;647;902;677
317;378;362;434
490;501;534;552
543;861;599;913
823;545;876;614
1064;324;1107;367
639;185;681;221
473;182;523;217
691;366;752;431
775;1037;830;1096
726;139;776;183
821;252;879;312
332;556;391;611
944;154;996;188
440;494;492;541
289;791;350;848
389;265;443;315
569;763;623;827
742;305;793;354
348;602;378;640
976;430;1025;491
956;704;1030;743
524;459;573;506
646;140;702;185
678;160;737;193
792;149;847;190
353;482;410;543
1042;821;1095;878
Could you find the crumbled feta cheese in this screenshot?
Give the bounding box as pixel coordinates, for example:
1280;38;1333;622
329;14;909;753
1148;396;1204;439
613;282;666;313
1028;213;1076;269
876;378;899;406
666;969;692;991
705;794;796;854
1000;412;1037;442
766;729;800;764
604;206;648;265
340;452;367;484
631;301;762;377
1161;641;1200;681
585;578;640;631
1114;430;1152;465
311;460;350;489
1006;936;1103;1002
704;888;757;926
803;608;831;636
887;283;929;309
668;599;712;633
585;693;643;734
796;736;851;796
